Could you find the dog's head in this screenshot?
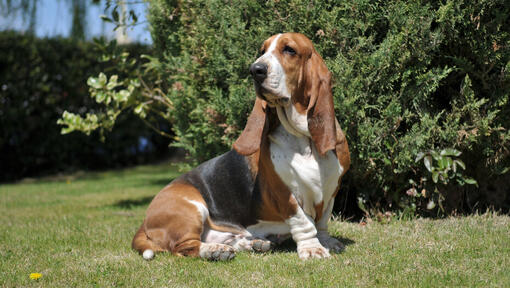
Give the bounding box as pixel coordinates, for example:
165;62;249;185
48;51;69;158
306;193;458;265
234;33;337;156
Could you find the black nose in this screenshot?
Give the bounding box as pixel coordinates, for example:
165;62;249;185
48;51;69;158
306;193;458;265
250;63;268;83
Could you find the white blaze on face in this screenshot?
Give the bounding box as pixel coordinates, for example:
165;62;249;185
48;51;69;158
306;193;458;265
254;34;291;101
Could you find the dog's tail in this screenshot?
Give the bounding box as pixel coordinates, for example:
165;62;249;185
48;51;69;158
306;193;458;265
131;224;163;260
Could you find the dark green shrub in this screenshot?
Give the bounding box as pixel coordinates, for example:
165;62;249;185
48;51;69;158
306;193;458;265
62;0;510;215
0;31;170;181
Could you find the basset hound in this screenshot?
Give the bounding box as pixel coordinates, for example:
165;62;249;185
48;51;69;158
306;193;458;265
132;33;350;261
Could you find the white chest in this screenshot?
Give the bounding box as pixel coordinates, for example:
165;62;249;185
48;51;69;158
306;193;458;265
269;125;343;220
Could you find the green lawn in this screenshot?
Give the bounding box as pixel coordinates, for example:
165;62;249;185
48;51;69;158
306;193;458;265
1;162;509;287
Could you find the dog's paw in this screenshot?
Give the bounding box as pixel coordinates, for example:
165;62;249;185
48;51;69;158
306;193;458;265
297;239;331;260
318;235;345;254
251;239;272;252
226;235;272;253
297;246;331;260
199;243;236;261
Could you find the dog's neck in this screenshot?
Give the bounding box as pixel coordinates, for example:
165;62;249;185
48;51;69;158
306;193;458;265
275;104;310;138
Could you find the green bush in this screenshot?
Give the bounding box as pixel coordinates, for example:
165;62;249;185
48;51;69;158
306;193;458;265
0;31;170;181
62;0;510;215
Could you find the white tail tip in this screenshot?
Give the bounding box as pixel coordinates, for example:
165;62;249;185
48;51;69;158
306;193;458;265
142;249;154;260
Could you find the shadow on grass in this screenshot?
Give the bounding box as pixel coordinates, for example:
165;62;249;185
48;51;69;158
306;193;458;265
272;236;355;254
147;177;174;187
107;177;175;210
112;196;154;209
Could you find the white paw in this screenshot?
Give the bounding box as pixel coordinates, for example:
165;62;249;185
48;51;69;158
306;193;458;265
318;235;345;253
199;243;236;261
296;239;331;260
297;246;331;260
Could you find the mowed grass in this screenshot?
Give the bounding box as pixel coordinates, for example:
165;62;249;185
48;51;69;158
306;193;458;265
1;162;509;287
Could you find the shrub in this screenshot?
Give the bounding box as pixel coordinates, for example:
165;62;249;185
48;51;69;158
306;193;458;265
61;0;510;215
0;31;170;181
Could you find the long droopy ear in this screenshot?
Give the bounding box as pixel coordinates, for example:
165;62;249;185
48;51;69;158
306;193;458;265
305;51;337;156
233;97;268;155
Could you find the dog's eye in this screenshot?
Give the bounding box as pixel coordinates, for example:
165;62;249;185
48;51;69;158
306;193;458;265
283;46;296;55
260;49;266;55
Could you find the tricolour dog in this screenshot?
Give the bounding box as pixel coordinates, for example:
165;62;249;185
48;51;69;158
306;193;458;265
132;33;350;260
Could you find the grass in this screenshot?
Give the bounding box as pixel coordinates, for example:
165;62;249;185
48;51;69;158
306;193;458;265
1;162;509;287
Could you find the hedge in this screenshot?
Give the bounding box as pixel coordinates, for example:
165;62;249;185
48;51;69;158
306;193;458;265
0;31;171;182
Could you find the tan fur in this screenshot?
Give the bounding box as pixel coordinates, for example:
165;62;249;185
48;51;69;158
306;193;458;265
333;119;351;197
233;97;268;156
334;119;351;177
314;201;325;223
304;52;337;156
257;136;298;221
132;181;206;257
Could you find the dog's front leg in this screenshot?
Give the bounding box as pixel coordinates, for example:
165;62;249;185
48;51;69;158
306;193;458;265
316;199;345;253
285;205;330;260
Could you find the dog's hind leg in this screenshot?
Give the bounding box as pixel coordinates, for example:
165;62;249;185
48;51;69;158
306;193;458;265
132;181;236;261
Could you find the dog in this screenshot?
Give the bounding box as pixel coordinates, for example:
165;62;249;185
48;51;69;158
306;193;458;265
132;33;350;260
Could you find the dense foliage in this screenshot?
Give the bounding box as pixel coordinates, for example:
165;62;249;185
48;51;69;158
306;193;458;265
0;31;170;181
61;0;510;215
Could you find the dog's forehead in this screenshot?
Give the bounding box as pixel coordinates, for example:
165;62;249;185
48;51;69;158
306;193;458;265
261;34;279;50
262;33;314;53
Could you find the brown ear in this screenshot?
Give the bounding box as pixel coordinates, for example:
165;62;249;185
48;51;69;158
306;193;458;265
305;51;337;156
233;97;268;155
334;119;350;175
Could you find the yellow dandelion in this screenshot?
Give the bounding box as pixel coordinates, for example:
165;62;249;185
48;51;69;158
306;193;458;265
29;273;42;280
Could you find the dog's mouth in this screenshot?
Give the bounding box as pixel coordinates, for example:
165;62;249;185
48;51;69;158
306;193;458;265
254;83;290;107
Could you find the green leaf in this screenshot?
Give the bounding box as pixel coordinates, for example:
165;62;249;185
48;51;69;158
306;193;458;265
497;167;510;175
106;75;119;90
130;79;140;88
60;127;75;134
424;156;433;172
460;74;475;101
454;160;466;170
430;150;441;161
432;171;439;183
440;148;461;157
439;156;452;171
114;90;130;102
87;76;103;89
98;72;107;86
95;91;107;103
112;9;119;22
129;10;138;23
100;15;112;23
437;156;446;170
464;178;478;186
415;152;425;162
134;103;146;118
446;157;453;169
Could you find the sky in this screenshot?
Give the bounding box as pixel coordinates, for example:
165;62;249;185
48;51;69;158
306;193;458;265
0;0;152;44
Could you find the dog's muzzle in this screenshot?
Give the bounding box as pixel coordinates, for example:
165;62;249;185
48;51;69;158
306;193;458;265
250;62;289;107
250;62;268;83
